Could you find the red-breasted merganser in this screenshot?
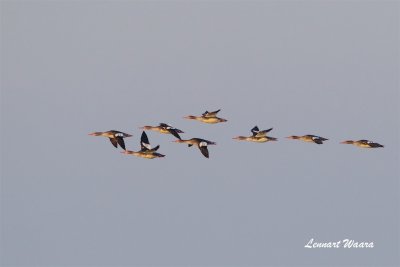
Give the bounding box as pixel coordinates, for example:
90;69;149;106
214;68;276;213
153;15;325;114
340;140;384;148
88;130;132;150
286;135;328;144
233;126;277;143
184;109;227;124
173;138;216;158
121;131;165;159
140;123;184;139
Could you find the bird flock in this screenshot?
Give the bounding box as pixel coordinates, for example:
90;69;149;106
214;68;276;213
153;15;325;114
89;109;384;159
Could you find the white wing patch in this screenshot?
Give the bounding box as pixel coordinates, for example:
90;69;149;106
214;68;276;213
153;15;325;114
199;141;207;147
142;143;152;150
161;123;173;129
115;133;124;137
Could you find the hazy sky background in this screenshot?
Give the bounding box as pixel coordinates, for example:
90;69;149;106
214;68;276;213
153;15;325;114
1;1;399;266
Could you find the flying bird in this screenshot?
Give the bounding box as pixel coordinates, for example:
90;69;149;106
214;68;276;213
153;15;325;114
340;140;384;148
173;138;216;158
184;109;227;124
233;126;277;142
121;131;165;159
88;130;132;150
140;123;184;139
286;135;328;145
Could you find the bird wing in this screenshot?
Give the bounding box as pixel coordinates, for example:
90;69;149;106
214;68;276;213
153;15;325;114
308;135;327;140
361;140;380;147
198;145;209;158
193;138;215;145
159;123;171;128
255;127;273;137
311;137;323;144
251;126;260;136
116;136;126;150
109;138;119;148
159;123;182;139
202;109;220;118
261;127;273;134
140;131;152;151
371;142;383;148
148;145;160;152
168;128;182;139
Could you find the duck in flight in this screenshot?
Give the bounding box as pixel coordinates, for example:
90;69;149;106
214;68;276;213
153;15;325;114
286;134;328;145
121;131;165;159
233;126;278;143
140;123;184;139
88;130;132;150
184;109;227;124
340;139;384;148
173;138;216;158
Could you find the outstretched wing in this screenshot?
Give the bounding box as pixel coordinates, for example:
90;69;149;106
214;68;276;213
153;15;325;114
251;126;259;136
370;142;383;148
261;127;273;134
116;136;126;150
256;128;272;137
168;128;182;139
159;123;170;128
148;145;160;152
310;136;324;144
109;138;119;148
312;138;323;144
202;109;221;118
159;123;183;139
198;141;210;158
199;146;209;158
140;131;152;151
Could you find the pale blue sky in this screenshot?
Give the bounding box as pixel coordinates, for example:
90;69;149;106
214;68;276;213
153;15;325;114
1;1;399;266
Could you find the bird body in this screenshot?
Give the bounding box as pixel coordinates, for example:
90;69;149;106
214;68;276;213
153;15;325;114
122;150;165;159
340;140;384;148
173;138;216;158
141;123;184;139
88;130;132;150
233;126;277;143
122;131;165;159
184;109;227;124
233;136;277;143
286;135;328;144
183;115;227;124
